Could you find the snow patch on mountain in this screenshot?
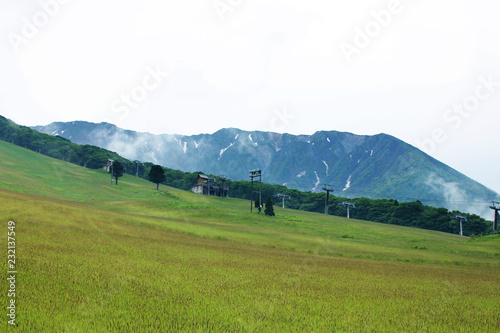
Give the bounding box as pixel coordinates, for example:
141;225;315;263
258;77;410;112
313;171;321;191
218;143;234;160
248;134;258;147
296;171;306;178
343;174;352;191
323;160;329;176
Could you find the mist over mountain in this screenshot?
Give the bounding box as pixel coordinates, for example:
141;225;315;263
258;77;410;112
33;121;499;218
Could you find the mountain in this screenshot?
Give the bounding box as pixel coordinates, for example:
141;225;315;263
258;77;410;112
33;121;499;217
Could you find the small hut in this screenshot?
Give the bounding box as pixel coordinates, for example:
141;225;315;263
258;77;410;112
103;159;114;172
191;174;229;197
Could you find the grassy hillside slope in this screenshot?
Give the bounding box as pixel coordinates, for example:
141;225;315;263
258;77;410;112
1;141;499;332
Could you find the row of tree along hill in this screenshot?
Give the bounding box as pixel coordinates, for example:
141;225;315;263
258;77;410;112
129;166;493;236
227;181;492;236
0;115;492;236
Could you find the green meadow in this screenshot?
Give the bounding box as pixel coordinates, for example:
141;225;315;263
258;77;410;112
1;140;499;332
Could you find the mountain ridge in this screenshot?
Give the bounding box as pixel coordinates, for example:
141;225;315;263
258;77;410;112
33;120;499;218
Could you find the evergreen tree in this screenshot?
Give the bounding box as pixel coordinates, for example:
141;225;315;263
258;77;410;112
265;196;275;216
112;160;124;185
149;165;166;190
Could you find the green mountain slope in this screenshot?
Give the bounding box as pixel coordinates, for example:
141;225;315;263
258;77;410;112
3;116;495;235
1;140;499;332
34;121;499;219
0;139;495;259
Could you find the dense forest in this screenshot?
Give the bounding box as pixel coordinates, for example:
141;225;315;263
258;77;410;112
0;115;493;236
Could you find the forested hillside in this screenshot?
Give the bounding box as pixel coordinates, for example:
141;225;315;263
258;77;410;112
0;116;127;169
34;121;499;220
1;115;493;235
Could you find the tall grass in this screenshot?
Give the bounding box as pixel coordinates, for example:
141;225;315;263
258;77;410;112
0;141;499;331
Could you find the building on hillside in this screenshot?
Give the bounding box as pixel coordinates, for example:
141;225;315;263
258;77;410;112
191;174;213;195
191;174;229;197
103;159;114;172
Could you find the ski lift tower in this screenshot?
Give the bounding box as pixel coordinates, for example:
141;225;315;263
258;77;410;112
452;215;468;236
135;161;144;177
218;175;228;197
109;160;114;185
206;177;216;196
339;202;356;219
489;201;500;233
276;193;291;208
249;169;262;214
322;184;334;216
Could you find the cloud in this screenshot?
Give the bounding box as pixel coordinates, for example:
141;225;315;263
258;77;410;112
425;173;491;219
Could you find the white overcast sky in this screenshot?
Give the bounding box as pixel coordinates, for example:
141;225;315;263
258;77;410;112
1;0;500;194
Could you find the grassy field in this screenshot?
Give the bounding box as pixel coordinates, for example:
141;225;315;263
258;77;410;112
1;140;499;332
